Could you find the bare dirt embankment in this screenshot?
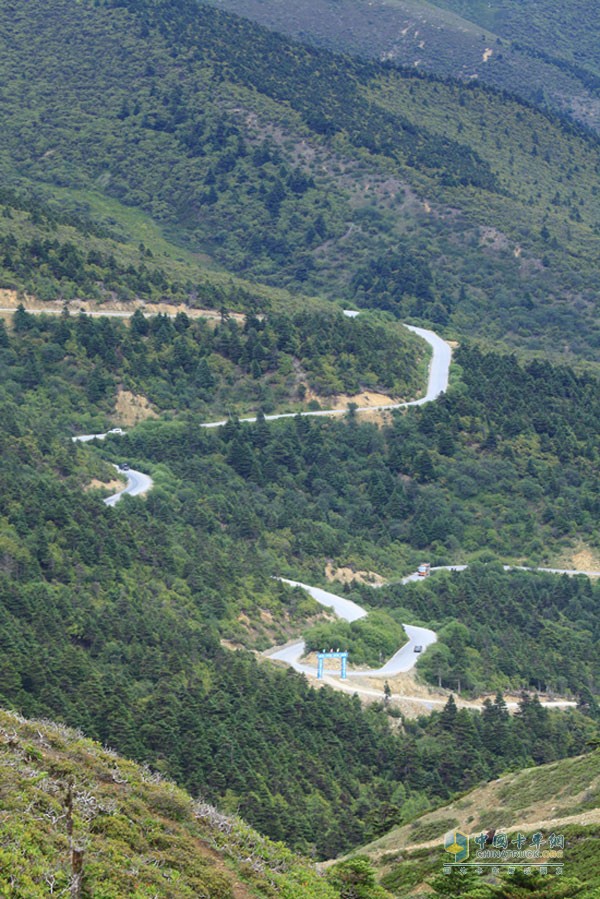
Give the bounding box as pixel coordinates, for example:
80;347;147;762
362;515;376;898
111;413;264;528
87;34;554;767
325;562;386;586
84;477;124;493
299;383;407;425
115;389;158;426
568;544;600;572
298;664;576;719
306;389;402;412
0;289;245;322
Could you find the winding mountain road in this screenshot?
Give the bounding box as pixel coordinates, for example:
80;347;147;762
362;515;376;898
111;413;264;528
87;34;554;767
267;578;437;677
72;432;154;505
74;318;450;674
72;319;593;709
258;322;451;679
402;564;600;582
267;560;598;685
75;316;451;510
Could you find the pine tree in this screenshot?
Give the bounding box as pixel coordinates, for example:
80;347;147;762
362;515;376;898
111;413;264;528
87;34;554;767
195;358;215;389
440;695;458;731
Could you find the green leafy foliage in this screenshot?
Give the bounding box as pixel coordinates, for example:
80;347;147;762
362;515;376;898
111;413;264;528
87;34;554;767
1;1;600;355
122;338;600;577
5;312;599;703
1;2;600;889
1;312;599;859
0;307;421;426
0;186;285;311
397;565;600;696
436;0;600;82
304;611;408;668
326;856;392;898
205;0;600;136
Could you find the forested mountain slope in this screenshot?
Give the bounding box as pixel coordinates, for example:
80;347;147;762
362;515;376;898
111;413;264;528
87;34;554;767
205;0;600;134
2;309;599;861
436;0;600;86
374;565;600;697
2;0;600;358
2;0;600;889
3;305;424;424
0;186;312;314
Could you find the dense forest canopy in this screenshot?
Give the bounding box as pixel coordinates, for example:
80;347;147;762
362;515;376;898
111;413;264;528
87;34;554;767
0;306;423;424
1;308;599;860
1;0;599;890
374;565;600;697
0;0;599;357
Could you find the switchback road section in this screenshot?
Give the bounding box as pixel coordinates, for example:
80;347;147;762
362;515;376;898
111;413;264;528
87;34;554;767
266;579;437;678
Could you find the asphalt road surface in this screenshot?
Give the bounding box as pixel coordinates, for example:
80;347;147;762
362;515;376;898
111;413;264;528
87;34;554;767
103;467;154;507
71;326;592;707
267;579;437;678
200;321;453;427
72;431;154;505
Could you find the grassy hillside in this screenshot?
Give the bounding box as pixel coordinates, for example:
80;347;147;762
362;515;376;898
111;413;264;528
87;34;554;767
204;0;600;133
358;749;600;897
1;0;600;359
0;707;349;898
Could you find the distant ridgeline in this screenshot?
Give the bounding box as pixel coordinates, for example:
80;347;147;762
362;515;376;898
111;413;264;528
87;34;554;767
105;0;498;189
201;0;600;136
0;0;599;354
